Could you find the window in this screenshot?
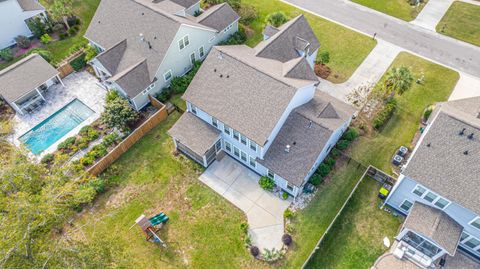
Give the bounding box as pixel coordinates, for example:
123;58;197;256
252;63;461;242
233;130;239;141
412;185;426;197
461;232;469;242
250;141;257;151
267;170;274;179
225;141;232;152
434;197;449;209
223;23;233;33
199;46;205;58
209;36;215;43
190;52;195;65
241;151;247;162
240;135;247;145
191;104;197;114
212;117;218;128
464;237;480;249
423;192;438;203
224;124;231;135
163;70;172;81
233;146;240;157
470;217;480;230
141;83;155;95
400;200;413;212
286;183;294;192
178;35;189;50
249;156;256;168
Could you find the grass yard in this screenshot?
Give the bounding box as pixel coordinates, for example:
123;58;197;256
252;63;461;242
351;0;428;21
170;94;187;111
66;112;269;269
304;52;459;269
436;1;480;47
242;0;376;83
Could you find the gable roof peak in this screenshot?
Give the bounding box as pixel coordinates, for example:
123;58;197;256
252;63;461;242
318;102;339;119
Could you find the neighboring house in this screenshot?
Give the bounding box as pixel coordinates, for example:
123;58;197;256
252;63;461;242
384;97;480;268
169;16;355;197
84;0;240;110
0;53;64;115
0;0;46;49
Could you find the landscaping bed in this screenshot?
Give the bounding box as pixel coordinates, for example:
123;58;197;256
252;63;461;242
351;0;428;21
436;1;480;47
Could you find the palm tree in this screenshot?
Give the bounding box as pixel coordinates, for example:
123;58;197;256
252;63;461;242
384;66;414;95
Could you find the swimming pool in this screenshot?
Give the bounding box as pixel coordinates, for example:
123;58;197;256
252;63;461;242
19;99;95;155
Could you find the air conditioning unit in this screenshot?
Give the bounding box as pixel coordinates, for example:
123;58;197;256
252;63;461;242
392;155;403;166
393;246;405;259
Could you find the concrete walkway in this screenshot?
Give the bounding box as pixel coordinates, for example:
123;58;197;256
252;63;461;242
318;40;402;103
411;0;454;31
199;155;291;251
449;72;480;101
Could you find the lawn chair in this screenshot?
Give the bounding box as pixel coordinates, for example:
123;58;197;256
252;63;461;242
135;213;169;247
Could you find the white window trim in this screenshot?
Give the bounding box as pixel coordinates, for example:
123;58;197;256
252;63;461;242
189;51;196;65
199;46;205;58
178;35;190;51
412;184;427;197
249;156;256;168
411;185;451;210
249;140;257;152
225;141;232;152
212;117;218;128
469;217;480;231
400;199;413;212
461;233;480;251
209;36;216;43
190;104;197;114
163;70;172;82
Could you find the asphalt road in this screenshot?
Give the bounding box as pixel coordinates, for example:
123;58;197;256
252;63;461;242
284;0;480;77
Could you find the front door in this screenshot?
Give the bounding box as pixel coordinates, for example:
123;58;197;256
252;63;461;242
190;52;196;66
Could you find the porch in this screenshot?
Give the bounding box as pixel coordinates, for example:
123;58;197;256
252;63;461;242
12;75;64;115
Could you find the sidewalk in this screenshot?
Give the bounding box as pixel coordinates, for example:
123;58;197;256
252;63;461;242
448;72;480;101
411;0;454;31
318;40;402;103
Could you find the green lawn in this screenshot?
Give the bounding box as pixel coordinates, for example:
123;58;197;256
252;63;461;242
67;112;269;269
436;1;480;47
242;0;376;83
303;52;459;269
351;0;428;21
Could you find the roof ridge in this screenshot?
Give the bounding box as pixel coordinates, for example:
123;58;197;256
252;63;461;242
255;14;304;56
215;46;299;90
292;110;331;132
282;57;304;76
132;0;183;25
0;53;38;77
108;58;148;82
197;2;226;23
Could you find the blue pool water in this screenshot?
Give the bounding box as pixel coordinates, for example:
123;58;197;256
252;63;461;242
20;99;95;155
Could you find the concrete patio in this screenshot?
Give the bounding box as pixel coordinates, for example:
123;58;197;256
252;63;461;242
199;155;291;251
12;71;107;156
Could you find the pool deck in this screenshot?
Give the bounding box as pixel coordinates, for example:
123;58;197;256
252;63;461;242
11;71;107;158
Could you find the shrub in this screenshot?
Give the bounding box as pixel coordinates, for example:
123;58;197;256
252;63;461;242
79;125;99;141
15;35;31;49
28;48;52;63
169;61;202;94
373;98;397;130
40;153;55;164
259;176;275;191
102;133;119;147
84;45;97;62
263;248;284;262
67;16;80;27
0;48;13;62
80;155;94;166
27;17;46;38
239;4;257;25
330;148;340;158
68;43;86;55
317;51;330;65
91;144;108;159
309;173;323;186
86;178;106;194
423;106;433;122
156;87;172;102
105;90;120;103
284;208;295;219
250;246;260;257
324;157;336;168
59;33;68;40
282;234;292;246
40;33;52;44
101;94;139;130
70;53;86;71
266;11;288;27
282;191;288;200
57;137;76;151
240;222;249;234
67;26;79;36
342;128;359;141
317;163;331;177
53;23;66;33
76;137;89;149
218;27;247;45
336;139;350;151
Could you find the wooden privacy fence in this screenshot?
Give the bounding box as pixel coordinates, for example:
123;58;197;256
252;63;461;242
56;49;84;78
87;99;168;176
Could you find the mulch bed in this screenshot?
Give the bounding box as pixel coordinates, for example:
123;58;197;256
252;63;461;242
314;63;331;79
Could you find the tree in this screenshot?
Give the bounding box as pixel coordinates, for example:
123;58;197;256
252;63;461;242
49;0;74;29
101;92;138;130
317;51;330;65
26;17;46;38
266;11;288;27
384;66;414;95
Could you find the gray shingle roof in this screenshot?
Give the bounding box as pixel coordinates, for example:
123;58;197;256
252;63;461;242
182;46;318;146
168;112;220;156
262;25;279;37
256;15;320;63
403;97;480;215
17;0;44;11
155;0;198;8
259;91;354;186
283;57;318;81
0;54;58;103
196;3;239;31
109;59;152;98
403;202;463;256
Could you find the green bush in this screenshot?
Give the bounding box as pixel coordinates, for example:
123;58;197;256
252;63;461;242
266;11;288;27
90;144;108;159
85;178;106;194
76;137;90;150
105;90;120;102
84;45;97;62
28;48;52;63
336;139;350;151
79;125;99;142
317;51;330;65
27;17;46;38
324;157;336;168
59;33;68;40
80;155;94;166
317;163;331;177
330;148;340;158
342;128;359;141
240;222;249;234
0;48;13;62
156;87;172;102
309;173;323;186
40;153;55;164
218;26;247;45
239;4;257;25
40;34;52;44
15;35;31;49
101;93;139;130
423;106;433;122
284;208;295;219
67;25;79;36
57;137;76;151
53;23;66;33
170;61;202;94
102;133;119;147
70;53;86;71
282;191;289;200
259;176;275;191
373;98;397;130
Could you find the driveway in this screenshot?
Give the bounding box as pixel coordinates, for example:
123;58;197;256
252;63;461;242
199;155;291;251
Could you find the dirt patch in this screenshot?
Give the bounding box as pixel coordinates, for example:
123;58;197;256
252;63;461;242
106;184;149;209
314;63;331;79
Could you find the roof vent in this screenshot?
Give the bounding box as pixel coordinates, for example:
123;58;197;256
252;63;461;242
98;20;101;24
214;68;216;72
226;75;230;78
285;144;291;153
142;12;144;15
464;150;469;155
308;120;313;128
427;143;431;147
139;33;144;42
459;128;466;136
218;52;224;59
220;74;223;78
468;133;474;140
293;141;297;146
